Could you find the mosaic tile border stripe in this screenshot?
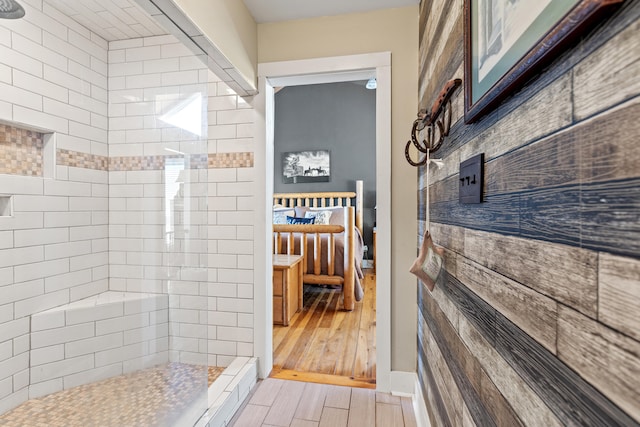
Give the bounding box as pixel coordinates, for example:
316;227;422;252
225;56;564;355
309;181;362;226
109;154;209;171
209;152;254;168
57;149;109;171
55;150;253;171
0;124;44;177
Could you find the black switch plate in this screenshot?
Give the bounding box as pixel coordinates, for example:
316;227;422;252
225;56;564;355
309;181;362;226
459;153;483;204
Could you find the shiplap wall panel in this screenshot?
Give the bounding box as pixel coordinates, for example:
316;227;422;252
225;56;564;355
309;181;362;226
484;99;639;194
598;253;640;341
418;0;464;108
557;306;640;422
423;274;639;427
428;281;460;333
430;193;521;234
458;315;563;427
463;75;573;163
456;256;558;353
417;0;640;425
573;18;640;120
429;223;464;255
580;99;640;184
419;315;463;427
417;336;451;427
580;178;640;258
463;229;598;318
426;103;640;258
494;310;638;426
462;404;476;427
419;284;518;427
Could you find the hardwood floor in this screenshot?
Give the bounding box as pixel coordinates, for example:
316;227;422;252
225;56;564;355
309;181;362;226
272;269;376;388
228;378;417;427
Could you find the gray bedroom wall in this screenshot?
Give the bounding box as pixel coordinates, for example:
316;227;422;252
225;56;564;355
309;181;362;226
274;81;376;258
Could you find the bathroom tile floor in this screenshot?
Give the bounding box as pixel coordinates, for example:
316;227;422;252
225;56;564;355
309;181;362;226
228;378;418;427
0;363;225;426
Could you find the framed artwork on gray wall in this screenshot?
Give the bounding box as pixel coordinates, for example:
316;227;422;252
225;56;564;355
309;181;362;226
282;150;331;184
464;0;624;123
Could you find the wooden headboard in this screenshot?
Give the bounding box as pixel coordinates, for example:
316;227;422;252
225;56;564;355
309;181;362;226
273;180;364;235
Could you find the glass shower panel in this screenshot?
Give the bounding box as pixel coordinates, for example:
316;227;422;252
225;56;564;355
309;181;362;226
163;84;210;425
115;69;210;424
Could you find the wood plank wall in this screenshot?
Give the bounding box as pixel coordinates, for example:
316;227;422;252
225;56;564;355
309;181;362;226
416;1;640;426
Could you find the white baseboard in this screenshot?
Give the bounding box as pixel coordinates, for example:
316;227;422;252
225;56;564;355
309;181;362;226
389;370;416;396
389;371;430;427
412;373;431;427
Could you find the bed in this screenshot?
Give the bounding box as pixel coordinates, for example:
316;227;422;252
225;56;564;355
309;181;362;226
272;182;365;311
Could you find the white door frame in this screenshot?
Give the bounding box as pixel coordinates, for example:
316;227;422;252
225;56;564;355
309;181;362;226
253;52;392;392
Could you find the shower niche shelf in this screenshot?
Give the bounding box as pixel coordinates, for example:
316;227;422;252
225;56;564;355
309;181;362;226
0;196;12;217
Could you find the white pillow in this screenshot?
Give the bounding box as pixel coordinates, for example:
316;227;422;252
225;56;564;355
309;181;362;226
311;206;345;226
304;210;332;225
273;207;295;224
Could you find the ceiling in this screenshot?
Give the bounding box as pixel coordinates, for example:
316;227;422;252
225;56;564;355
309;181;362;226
38;0;420;42
44;0;166;41
242;0;419;24
25;0;411;95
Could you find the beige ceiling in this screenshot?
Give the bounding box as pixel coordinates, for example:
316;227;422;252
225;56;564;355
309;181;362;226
242;0;419;23
42;0;420;42
35;0;415;94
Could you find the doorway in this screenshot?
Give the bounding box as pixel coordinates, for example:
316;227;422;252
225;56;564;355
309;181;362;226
253;52;392;392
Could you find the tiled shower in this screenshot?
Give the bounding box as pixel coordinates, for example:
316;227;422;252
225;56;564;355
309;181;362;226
0;0;256;425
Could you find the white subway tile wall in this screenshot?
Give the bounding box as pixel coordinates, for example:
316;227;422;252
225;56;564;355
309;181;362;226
107;35;255;370
0;2;109;415
206;70;255;368
0;7;256;418
29;292;169;398
108;33;209;371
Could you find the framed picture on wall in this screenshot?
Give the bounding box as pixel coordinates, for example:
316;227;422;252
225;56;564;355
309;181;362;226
464;0;624;123
282;150;331;184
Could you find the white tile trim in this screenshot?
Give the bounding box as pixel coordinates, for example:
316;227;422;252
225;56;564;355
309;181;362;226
192;357;258;427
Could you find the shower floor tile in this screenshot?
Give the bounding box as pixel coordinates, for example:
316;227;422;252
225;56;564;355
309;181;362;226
0;363;225;427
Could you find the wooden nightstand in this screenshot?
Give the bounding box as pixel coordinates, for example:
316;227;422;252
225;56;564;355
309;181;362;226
273;254;304;326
